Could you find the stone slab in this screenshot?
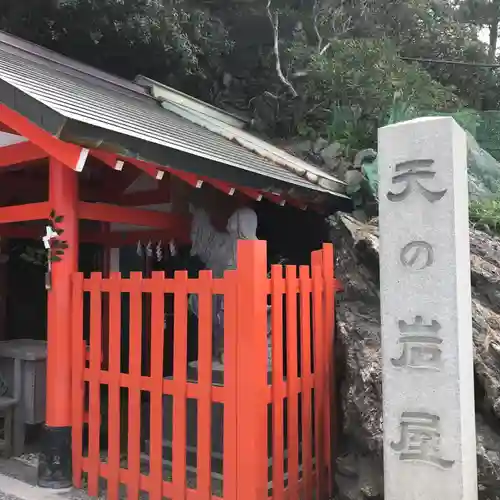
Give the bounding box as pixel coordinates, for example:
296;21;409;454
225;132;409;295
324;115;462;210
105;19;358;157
378;116;477;500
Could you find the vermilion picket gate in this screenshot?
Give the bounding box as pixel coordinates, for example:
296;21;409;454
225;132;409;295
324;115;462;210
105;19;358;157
70;240;337;500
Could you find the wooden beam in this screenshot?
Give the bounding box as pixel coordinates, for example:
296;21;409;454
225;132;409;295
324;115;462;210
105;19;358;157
109;164;142;196
117;154;201;188
0;202;50;223
92;150;165;181
90;150;124;171
0;142;47;168
200;175;263;201
0;104;89;171
92;149;273;205
285;196;307;210
78;201;188;229
112;189;171;207
202;176;235;196
238;187;263;202
79;186;171;206
96;229;190;247
0;224;190;246
169;168;203;189
263;192;286;206
122;156;165;181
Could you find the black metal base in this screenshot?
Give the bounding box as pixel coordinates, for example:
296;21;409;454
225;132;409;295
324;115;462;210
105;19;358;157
37;425;72;489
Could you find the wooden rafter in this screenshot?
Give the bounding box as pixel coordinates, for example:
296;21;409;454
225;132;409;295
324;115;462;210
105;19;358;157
90;150;124;171
79;201;189;229
263;192;286;206
0;142;47;168
89;147;296;208
111;189;171;207
122;156;165;181
0;225;189;246
0;108;308;212
0;104;88;171
91;150;164;182
0;202;51;223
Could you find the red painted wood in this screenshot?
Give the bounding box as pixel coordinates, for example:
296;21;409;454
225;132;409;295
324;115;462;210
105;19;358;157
321;244;335;497
127;272;143;500
107;273;122;500
46;159;78;427
109;189;171;207
0;202;50;223
0;226;188;247
172;271;189;499
222;271;238;500
285;266;299;499
0;142;47;168
311;251;325;499
87;273;103;497
93;149;164;181
201;177;235;196
236;240;268;500
169;168;203;189
122;157;164;180
262;192;285;206
101;224;110;369
233;186;263;202
107;163;142;197
299;266;313;498
150;272;166;500
90;150;122;171
197;271;213;498
79;201;188;229
71;273;85;488
79;456;225;500
200;175;264;202
68;241;334;500
0;104;88;170
285;197;307;211
270;265;285;500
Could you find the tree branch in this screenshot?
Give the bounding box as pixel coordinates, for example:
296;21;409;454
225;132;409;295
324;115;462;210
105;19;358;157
313;0;352;54
313;0;323;53
266;0;298;98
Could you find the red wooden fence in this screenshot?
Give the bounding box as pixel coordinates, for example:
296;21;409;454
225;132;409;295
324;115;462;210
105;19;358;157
70;240;336;500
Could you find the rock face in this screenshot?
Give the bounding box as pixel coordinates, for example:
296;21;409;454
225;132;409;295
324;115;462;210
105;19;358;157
330;214;500;500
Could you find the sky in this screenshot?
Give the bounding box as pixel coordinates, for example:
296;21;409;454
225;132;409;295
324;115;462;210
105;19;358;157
479;27;489;45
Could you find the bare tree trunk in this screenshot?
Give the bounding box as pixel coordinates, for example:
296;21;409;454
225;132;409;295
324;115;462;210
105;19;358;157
488;19;498;59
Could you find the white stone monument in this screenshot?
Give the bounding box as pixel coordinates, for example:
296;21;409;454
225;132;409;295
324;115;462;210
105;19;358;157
378;116;478;500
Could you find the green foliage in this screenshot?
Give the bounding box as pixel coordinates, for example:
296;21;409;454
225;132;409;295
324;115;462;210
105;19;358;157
259;37;459;148
470;198;500;233
0;0;499;153
20;210;68;266
0;0;233;99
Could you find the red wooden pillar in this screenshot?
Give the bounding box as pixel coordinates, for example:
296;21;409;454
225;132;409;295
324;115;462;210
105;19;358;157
38;158;79;489
235;240;269;500
101;223;110;369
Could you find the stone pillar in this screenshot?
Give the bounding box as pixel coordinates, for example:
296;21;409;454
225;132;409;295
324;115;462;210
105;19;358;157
378;117;477;500
38;158;78;488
